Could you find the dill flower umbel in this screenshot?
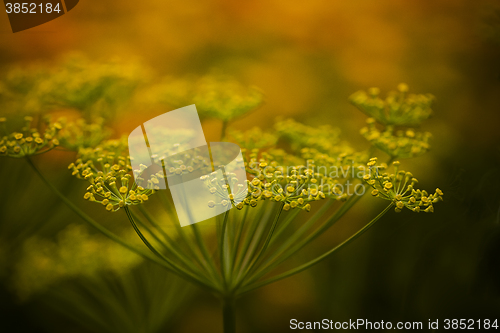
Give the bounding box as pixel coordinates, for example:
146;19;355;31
69;139;158;212
274;118;345;154
360;118;431;159
202;140;371;211
0;116;61;158
226;127;278;150
149;74;264;122
57;117;111;151
351;84;435;160
36;55;145;119
349;83;435;126
363;159;443;213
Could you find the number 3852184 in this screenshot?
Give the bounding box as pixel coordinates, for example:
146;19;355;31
5;3;62;14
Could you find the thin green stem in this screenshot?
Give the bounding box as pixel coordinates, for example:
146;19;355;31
157;191;212;272
190;220;223;284
219;210;230;288
233;204;274;284
124;206;219;292
25;157;174;271
221;120;228;141
235;203;284;287
246;195;359;285
230;205;249;271
239;203;395;295
232;203;267;275
131;210;206;278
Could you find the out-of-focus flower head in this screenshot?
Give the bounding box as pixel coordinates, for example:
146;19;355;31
12;224;142;300
37;55;145;121
1;55;145;121
360;118;431;159
227;127;278;150
57;117;112;151
363;159;443;213
149;73;264;122
0;116;61;158
0;64;48;115
274;118;349;155
350;84;434;126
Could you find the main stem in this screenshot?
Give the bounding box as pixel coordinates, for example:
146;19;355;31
222;297;236;333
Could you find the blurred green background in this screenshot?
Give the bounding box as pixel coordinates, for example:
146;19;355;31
1;0;500;332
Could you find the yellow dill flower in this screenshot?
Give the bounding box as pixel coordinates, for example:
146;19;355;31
0;116;61;158
70;139;158;212
363;160;443;213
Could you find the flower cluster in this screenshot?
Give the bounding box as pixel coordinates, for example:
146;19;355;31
349;83;434;126
203;147;372;211
200;170;249;210
360;118;431;159
1;55;144;120
57;117;111;151
149;74;264;122
0;116;61;158
0;64;49;114
274;118;346;154
363;159;443;213
69;139;158;212
226;127;278;150
154;146;212;179
39;55;145;118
